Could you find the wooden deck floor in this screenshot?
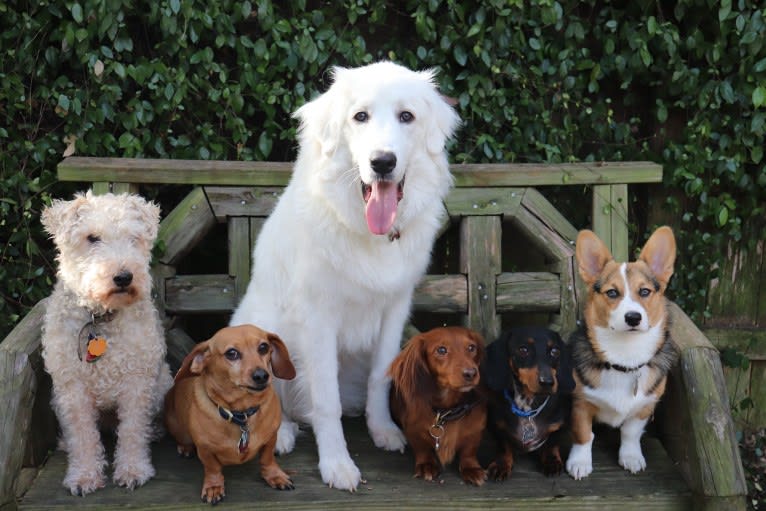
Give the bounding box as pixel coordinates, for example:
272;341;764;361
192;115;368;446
19;418;691;510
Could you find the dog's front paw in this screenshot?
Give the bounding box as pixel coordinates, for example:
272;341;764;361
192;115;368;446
460;465;487;486
263;468;295;490
201;484;225;505
64;469;106;496
113;459;155;490
368;420;406;452
318;453;362;491
415;461;440;482
541;448;564;476
276;420;299;455
487;459;512;481
618;445;647;474
566;442;593;480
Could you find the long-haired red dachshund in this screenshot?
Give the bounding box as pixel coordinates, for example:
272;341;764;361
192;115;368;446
388;326;487;485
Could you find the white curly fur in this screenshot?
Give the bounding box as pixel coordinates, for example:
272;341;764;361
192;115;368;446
40;190;172;496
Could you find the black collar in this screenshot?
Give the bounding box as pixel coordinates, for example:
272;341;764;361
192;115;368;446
598;360;646;373
432;392;482;426
217;403;260;428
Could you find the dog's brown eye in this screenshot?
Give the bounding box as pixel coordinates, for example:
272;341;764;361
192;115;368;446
224;348;240;361
605;289;619;299
87;234;101;244
353;111;368;122
550;347;560;358
467;344;476;353
518;346;529;357
638;288;651;298
258;342;269;355
399;111;414;123
436;346;447;355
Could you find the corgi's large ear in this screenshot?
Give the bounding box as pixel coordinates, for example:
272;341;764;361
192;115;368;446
293;66;347;158
266;332;296;380
480;331;511;392
575;229;613;286
638;226;676;289
175;340;210;382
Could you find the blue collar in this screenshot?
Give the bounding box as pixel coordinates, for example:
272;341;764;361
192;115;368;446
503;388;550;418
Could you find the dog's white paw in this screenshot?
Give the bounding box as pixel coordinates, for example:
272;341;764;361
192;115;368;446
64;467;106;496
618;445;647;474
318;452;362;491
113;458;155;490
368;421;406;452
566;440;593;480
276;419;299;455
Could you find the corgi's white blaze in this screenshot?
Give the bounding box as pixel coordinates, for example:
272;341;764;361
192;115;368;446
608;263;649;331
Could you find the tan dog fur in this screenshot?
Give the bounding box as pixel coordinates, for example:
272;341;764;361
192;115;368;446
164;325;296;504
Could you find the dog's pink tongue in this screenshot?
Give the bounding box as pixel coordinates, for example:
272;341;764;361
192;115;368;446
365;181;398;235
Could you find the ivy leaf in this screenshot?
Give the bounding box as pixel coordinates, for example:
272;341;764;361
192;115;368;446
753;86;766;108
718;0;731;22
71;3;83;23
717;206;729;227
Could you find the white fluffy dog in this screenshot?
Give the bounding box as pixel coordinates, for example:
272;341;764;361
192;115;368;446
41;191;173;496
230;61;460;491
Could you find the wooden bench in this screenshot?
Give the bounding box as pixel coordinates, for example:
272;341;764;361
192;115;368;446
0;157;747;510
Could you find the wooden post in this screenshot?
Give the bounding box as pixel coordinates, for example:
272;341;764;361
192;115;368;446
592;184;629;262
460;215;501;343
227;217;251;301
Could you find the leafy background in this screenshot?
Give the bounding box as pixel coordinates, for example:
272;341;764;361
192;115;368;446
2;0;765;505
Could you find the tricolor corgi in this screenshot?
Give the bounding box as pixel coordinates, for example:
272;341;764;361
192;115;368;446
565;226;679;480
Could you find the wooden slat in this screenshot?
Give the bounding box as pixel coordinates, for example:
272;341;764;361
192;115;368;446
749;361;766;430
165;328;197;374
702;328;766;360
510;204;574;263
206;186;283;220
58;157;662;187
90;182;139;195
0;300;47;509
157;187;216;265
151;263;176;327
495;272;560;312
444;187;523;216
460;216;501;342
165;275;238;314
591;184;629;262
228;217;251;301
18;417;691;511
660;302;747;503
547;257;580;335
411;275;466;312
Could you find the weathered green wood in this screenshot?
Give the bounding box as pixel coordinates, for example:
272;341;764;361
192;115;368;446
164;275;238;314
206;186;283;219
443;188;523;217
706;236;763;329
151;263;176;327
720;364;752;426
495;272;560;312
460;216;501;342
90;182;139;195
0;300;47;510
91;182;110;194
18;417;691;511
411;275;466;313
157;187;216;265
506;189;576;263
702;328;766;360
546;257;580;335
660;302;746;504
591;184;629;262
58;157;663;187
749;361;766;430
228;217;251;301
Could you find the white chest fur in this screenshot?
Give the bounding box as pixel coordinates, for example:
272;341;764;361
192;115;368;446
583;367;658;427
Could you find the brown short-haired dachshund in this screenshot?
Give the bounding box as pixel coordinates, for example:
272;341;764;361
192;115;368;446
388;326;487;485
481;327;575;479
164;325;296;504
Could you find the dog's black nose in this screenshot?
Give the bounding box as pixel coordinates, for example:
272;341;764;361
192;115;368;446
370;151;397;175
462;367;477;381
113;271;133;288
625;311;642;327
538;374;555;387
252;368;270;386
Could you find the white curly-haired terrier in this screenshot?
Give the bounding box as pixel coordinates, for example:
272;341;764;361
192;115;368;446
41;190;173;496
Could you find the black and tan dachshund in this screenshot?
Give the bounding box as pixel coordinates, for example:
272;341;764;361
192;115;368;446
481;327;575;479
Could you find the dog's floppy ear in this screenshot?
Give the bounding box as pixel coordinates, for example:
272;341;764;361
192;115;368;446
175;340;210;382
576;229;613;286
480;331;511;392
293;66;347;158
123;194;161;243
266;332;296;381
638;226;676;289
553;331;576;394
41;191;89;242
420;69;461;156
388;333;431;398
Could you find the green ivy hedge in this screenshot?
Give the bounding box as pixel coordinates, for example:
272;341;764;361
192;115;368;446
2;0;765;337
